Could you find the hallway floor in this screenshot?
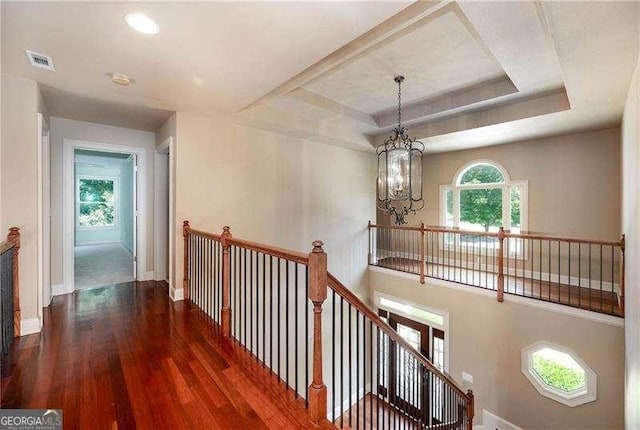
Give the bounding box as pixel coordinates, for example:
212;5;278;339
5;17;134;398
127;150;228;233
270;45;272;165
0;281;332;429
75;243;133;289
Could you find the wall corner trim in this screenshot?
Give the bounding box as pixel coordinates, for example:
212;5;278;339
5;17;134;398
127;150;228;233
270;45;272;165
170;287;184;302
52;284;74;297
20;317;42;336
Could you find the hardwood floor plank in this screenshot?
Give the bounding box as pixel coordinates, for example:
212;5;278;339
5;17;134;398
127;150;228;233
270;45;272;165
2;281;330;429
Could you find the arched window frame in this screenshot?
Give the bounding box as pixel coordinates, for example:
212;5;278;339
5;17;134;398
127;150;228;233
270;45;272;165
439;160;528;255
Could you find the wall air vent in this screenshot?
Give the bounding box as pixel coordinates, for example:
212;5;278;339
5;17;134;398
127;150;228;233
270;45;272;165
25;50;55;71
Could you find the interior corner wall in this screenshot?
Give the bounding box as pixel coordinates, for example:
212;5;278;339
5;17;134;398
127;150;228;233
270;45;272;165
395;128;621;241
174;112;376;298
49;117;156;285
622;58;640;430
0;74;41;323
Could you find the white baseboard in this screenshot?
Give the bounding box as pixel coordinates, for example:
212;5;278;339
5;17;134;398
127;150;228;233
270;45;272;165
20;317;42;336
141;271;155;281
75;240;120;246
170;287;184;301
482;410;523;430
52;283;74;296
473;426;485;430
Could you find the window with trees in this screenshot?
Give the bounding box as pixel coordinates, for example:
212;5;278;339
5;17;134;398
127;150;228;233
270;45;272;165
440;160;527;253
522;341;596;407
77;177;117;228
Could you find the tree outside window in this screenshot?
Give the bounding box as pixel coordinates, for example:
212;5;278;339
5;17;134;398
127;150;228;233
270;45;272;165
440;160;527;253
77;178;116;227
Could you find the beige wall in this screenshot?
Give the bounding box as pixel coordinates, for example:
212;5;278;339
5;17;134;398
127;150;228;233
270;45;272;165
370;269;625;429
49;117;156;285
382;128;622;242
156;113;176;148
0;74;44;323
622;58;640;429
174;112;375;298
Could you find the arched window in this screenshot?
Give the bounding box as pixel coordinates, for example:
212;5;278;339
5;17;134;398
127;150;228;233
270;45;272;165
440;159;528;240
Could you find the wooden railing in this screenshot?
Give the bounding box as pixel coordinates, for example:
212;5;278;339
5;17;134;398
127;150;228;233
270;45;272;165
183;221;474;429
1;227;21;356
368;222;625;317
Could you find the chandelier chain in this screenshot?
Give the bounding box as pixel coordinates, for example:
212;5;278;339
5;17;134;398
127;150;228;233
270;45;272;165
397;78;402;128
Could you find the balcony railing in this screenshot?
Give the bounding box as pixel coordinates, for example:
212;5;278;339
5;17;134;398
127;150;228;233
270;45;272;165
368;222;625;317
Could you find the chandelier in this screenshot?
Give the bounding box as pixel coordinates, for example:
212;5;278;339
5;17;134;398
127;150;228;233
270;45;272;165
376;76;424;225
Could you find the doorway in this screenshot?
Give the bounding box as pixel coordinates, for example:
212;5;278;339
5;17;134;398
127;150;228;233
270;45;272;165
73;149;137;289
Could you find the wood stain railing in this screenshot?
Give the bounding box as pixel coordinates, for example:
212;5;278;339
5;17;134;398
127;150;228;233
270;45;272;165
183;221;474;429
369;222;625;317
0;227;21;356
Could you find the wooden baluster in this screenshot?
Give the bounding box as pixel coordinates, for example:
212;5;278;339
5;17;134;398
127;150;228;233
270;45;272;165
183;221;190;301
221;226;232;337
7;227;20;337
467;389;474;430
367;220;372;265
419;222;426;284
308;240;328;423
620;234;625;317
497;227;505;302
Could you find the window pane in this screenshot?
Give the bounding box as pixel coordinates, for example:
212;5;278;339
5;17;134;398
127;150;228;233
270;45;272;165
459;164;504;185
532;348;586;393
388;149;410;201
460;188;503;232
380;297;444;326
444;188;454;227
410;148;422;201
79;179;114;203
510;185;522;233
377;152;387;201
79;202;114;227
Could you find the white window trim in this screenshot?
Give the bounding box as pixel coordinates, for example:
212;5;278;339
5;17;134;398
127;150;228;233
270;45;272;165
76;174;119;230
439;160;528;256
521;341;597;407
373;291;450;372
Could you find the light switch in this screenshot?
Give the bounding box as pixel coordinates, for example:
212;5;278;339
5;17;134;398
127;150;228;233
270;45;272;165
462;372;473;383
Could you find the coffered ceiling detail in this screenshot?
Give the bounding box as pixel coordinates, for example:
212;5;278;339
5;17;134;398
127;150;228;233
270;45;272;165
239;0;637;152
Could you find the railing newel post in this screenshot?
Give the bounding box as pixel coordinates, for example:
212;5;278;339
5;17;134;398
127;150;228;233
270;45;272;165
221;226;232;337
308;240;328;423
497;227;505;302
419;222;426;284
183;221;190;301
467;389;474;430
7;227;20;337
620;234;625;317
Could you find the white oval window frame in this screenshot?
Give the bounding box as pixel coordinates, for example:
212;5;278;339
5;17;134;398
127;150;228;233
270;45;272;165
521;341;597;407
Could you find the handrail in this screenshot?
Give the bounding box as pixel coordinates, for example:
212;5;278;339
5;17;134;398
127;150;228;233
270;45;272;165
187;227;222;242
369;223;623;246
0;238;19;255
226;236;309;265
327;273;471;402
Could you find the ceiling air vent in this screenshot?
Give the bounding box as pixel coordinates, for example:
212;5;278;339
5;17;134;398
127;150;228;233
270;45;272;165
25;50;55;71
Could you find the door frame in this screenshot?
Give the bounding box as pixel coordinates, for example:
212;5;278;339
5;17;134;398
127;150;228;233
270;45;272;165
155;136;174;290
62;138;147;294
37;113;51;319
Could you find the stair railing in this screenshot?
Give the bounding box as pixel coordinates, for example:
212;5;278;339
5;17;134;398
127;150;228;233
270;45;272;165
1;227;21;356
183;221;474;429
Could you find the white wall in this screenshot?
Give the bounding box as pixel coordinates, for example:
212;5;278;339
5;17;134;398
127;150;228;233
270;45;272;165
622;57;640;430
173;112;375;299
50;117;156;285
0;74;48;329
74;164;121;245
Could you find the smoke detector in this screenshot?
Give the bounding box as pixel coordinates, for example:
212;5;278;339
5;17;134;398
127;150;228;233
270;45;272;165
25;50;55;71
108;73;135;86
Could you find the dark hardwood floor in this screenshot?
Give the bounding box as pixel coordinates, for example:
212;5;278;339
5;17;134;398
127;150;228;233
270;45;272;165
1;281;333;429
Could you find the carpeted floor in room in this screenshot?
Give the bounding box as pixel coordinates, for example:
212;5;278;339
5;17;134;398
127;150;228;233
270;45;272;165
74;243;134;289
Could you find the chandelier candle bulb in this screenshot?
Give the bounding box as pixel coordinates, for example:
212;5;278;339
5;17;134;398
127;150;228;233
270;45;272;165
376;76;425;225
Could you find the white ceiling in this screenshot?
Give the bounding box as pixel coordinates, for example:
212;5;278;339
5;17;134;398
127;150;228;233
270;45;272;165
1;1;411;130
2;1;639;151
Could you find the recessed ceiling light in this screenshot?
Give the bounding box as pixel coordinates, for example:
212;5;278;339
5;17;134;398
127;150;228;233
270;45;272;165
108;73;135;86
124;13;159;34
